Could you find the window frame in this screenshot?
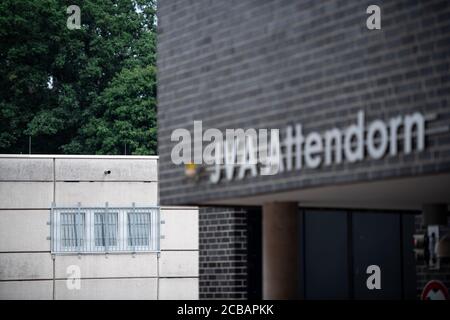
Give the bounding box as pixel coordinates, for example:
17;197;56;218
93;211;120;251
51;205;160;254
127;211;152;251
58;210;86;251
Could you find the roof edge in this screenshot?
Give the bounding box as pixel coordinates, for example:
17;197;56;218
0;154;159;160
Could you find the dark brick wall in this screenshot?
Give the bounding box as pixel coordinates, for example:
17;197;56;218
415;214;450;298
157;0;450;205
199;207;249;299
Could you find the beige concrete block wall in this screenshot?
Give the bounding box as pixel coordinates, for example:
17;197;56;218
159;207;199;300
0;253;53;280
0;210;50;251
160;208;199;250
0;281;53;300
0;182;53;209
55;181;158;207
54;254;158;279
159;278;199;300
0;155;198;300
55;278;158;300
54;158;158;182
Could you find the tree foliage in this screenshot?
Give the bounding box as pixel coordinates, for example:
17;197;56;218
0;0;157;155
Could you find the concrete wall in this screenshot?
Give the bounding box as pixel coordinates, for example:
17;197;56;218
157;0;450;205
0;155;199;300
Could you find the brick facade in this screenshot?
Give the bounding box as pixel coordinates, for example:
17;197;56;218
199;207;249;299
158;0;450;300
157;0;450;205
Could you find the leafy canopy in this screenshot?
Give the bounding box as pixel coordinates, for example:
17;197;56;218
0;0;157;155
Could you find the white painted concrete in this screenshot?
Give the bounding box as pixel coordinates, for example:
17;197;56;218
55;254;158;279
161;208;198;250
0;253;53;280
159;278;199;300
0;210;50;252
55;278;157;300
55;158;158;182
0;158;53;181
0;156;199;299
0;155;159;159
0;281;53;300
55;181;158;207
0;182;53;209
159;251;199;277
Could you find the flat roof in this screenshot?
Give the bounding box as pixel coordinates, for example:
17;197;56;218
0;154;159;160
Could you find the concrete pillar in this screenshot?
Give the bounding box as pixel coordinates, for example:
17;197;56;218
262;202;300;299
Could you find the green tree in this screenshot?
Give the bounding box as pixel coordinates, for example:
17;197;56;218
0;0;157;155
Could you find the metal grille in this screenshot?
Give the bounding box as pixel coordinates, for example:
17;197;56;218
51;203;160;254
94;212;118;247
61;211;85;248
127;211;151;247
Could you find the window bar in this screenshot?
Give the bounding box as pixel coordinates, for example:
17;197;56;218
70;210;74;250
146;210;151;250
55;206;59;252
137;208;141;249
150;208;154;251
69;209;73;250
76;202;82;253
113;211;117;250
144;209;148;249
119;208;123;251
151;208;155;251
52;205;160;254
132;202;136;252
136;206;141;249
51;202;54;252
156;208;159;251
142;209;146;249
156;208;158;251
95;210;100;251
157;207;160;251
128;209;132;248
64;210;69;251
104;202;109;253
127;210;132;248
62;210;66;250
151;208;154;251
93;210;96;251
74;208;78;251
65;210;69;251
110;210;114;250
139;208;143;250
109;210;114;250
122;208;126;251
110;209;114;250
106;210;111;250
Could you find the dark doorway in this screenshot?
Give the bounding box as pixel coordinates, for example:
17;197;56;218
303;210;349;299
300;208;417;300
246;207;262;299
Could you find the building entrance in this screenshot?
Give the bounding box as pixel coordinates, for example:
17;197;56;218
300;209;416;299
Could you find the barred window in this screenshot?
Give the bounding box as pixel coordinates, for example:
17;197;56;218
60;212;85;248
128;212;151;247
52;205;160;254
94;212;118;247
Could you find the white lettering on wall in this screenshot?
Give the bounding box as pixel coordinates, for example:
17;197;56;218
170;110;428;183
